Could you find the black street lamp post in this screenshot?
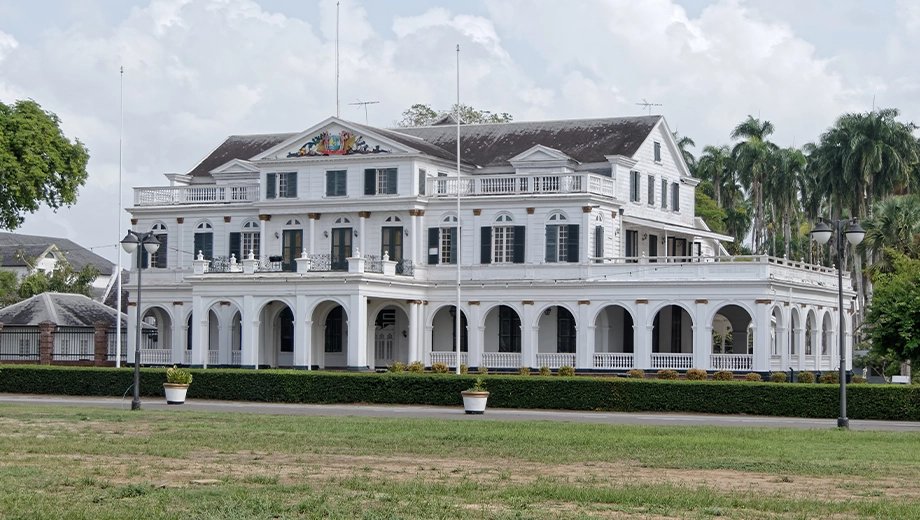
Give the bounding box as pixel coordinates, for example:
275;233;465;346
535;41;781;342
121;230;161;411
810;217;865;429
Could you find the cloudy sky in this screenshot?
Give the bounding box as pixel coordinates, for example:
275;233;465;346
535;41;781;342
1;0;917;265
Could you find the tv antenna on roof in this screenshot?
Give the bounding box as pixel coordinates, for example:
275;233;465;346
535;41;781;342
349;99;379;124
636;99;662;115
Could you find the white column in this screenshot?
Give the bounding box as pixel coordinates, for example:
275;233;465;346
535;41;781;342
241;295;259;368
408;300;420;363
468;303;482;368
359;214;367;255
294;294;311;369
171;303;185;364
472;211;481;266
258;218;267;259
175;219;184;269
521;304;536;369
582;207;591;263
218;303;230;365
693;300;709;369
346;293;368;370
577;303;591;369
796;325;805;371
753;302;771;372
778;324;788;373
634;302;651;370
193;296;208;367
409;212;418;264
527;209;537;264
308;215;316;255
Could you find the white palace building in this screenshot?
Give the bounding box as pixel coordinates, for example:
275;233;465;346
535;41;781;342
124;115;853;374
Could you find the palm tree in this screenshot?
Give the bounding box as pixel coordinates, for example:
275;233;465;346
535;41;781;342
696;145;732;207
731;116;778;253
766;147;807;259
673;132;697;175
859;195;920;274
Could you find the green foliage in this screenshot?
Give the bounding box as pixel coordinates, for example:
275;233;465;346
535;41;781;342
818;372;839;384
459;364;468;375
386;361;405;373
865;251;920;364
17;261;99;298
851;375;868;384
770;372;788;383
685;368;707;380
395;103;512;127
798;371;816;383
558;365;575;377
476;365;488;375
430;362;449;374
3;365;920;421
406;361;424;373
538;366;551;376
744;372;763;382
0;100;90;230
712;370;734;381
466;377;487;392
165;365;192;385
694;185;728;234
518;366;531;376
0;269;19;307
656;370;679;380
627;369;645;379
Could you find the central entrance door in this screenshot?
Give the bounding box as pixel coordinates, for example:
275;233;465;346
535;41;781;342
381;226;404;270
331;228;352;271
282;230;303;272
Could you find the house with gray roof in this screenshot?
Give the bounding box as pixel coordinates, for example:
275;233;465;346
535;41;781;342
124;115;851;375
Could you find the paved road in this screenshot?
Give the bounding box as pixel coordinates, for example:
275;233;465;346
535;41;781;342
1;393;918;431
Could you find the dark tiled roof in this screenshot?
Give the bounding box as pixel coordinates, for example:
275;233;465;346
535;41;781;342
394;116;661;167
0;232;114;276
349;123;463;164
0;292;126;327
187;133;297;178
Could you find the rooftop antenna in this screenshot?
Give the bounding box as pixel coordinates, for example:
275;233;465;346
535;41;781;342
115;65;124;369
335;1;340;118
636;99;661;116
348;99;379;125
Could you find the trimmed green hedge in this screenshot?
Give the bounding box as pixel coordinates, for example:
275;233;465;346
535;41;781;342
1;365;919;421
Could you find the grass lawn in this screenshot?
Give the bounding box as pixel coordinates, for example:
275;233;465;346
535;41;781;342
1;403;920;518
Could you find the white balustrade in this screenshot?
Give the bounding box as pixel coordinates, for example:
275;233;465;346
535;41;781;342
770;355;782;371
427;173;612;198
209;350;219;365
804;355;816;369
231;350;242;365
134;184;259;206
535;353;576;369
139;349;172;365
651;353;693;370
481;352;522;369
430;352;468;367
819;355;832;370
184;351;192;365
593;353;634;369
710;354;753;371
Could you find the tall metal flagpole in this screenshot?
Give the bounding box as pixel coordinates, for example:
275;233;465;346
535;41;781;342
335;1;340;118
116;66;124;368
455;44;462;375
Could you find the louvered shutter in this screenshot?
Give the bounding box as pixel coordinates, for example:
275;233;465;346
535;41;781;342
428;228;439;264
567;224;579;263
480;227;491;264
513;226;525;263
286;172;297;197
229;232;241;259
545;225;557;262
266;172;276;199
365;169;377;195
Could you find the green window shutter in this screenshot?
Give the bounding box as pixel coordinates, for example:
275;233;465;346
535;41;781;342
325;171;334;196
229;232;241;259
480;227;491;264
364;169;377;195
545;225;557;262
194;233;213;260
140;249;149;269
418;170;426;195
567;224;579;263
448;227;457;264
428;228;439;265
386;168;398;194
513;226;525;263
154;234;167;268
286;172;297;197
266;172;276;199
336;171;346;196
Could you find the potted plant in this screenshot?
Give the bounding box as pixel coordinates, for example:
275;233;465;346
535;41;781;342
163;365;193;405
461;377;489;414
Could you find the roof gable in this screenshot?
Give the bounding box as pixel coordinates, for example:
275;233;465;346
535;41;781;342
253;117;416;161
211;158;259;175
0;292;127;327
508;145;577;168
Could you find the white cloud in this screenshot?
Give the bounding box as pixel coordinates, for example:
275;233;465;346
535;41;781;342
0;30;17;61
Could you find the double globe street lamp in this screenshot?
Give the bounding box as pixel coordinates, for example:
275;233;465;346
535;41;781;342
120;230;161;411
810;217;865;429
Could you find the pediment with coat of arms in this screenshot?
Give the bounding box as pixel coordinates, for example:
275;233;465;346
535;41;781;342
287;130;389;157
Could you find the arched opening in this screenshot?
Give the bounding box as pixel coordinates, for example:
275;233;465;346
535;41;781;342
371;304;409;367
431;305;468;368
536;306;577;368
138;307;171;365
821;312;833;370
651;304;693;370
257;300;295;368
593;305;634;369
483;305;521;368
710;304;752;371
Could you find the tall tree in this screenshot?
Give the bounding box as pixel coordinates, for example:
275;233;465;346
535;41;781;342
17;261;99;299
864;251;920;365
859;195;920;275
672;132;696;175
731;116;778;253
395;103;512;127
0;100;90;230
696;144;733;207
766;147;807;259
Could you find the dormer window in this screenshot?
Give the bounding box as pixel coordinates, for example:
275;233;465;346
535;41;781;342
266;172;297;199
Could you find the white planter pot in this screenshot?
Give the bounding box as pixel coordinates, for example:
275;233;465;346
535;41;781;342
461;391;489;414
163;383;190;405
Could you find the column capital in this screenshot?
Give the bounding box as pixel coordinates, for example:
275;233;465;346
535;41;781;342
526;207;535;215
258;214;272;221
358;211;371;218
472;209;482;216
176;217;184;224
308;213;321;220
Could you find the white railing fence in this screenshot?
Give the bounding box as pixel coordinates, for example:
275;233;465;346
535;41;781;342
535;353;576;369
231;351;242;365
135;184;259;206
430;352;468;367
650;353;693;370
481;352;522;369
710;354;753;371
593;353;634;369
427;173;613;198
139;349;172;365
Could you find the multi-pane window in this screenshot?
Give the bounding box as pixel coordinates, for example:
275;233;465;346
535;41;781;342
230;221;260;260
671;182;680;212
556;307;577;353
661;181;668;209
324;307;344;353
545;213;578;263
325;170;347;197
498;305;521;353
429;215;458;265
441;227;455;264
149;223;168;268
492;215;513;263
193;222;213;260
647;175;655;205
629;171;640;202
654;141;662;162
365;168;397;195
266;172;297;198
625;229;638;263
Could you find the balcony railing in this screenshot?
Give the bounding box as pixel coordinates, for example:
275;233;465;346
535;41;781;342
651;353;693;369
427;173;614;198
593;353;634;369
139;349;172;365
710;354;753;371
134;184;259;206
430;352;468;367
481;352;522;369
535;353;575;369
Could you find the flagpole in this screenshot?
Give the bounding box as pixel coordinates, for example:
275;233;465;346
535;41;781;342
455;44;462;375
115;65;124;368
